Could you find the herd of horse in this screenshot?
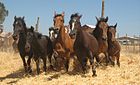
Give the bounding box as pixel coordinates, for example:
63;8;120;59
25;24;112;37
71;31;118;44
12;12;121;77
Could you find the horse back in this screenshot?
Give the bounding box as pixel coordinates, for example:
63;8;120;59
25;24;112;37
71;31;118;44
74;29;98;54
38;35;53;55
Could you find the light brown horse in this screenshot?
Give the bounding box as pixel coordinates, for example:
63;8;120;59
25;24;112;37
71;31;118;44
53;12;74;72
108;23;121;67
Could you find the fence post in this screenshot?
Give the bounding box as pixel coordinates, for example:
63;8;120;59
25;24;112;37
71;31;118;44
125;34;128;53
139;35;140;55
35;17;39;32
133;35;135;53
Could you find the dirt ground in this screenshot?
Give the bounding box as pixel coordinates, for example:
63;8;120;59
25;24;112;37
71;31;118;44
0;51;140;85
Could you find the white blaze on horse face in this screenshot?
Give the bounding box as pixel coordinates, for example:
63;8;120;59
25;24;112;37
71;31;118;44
65;27;68;33
15;21;18;24
54;34;58;38
50;30;54;38
71;22;75;31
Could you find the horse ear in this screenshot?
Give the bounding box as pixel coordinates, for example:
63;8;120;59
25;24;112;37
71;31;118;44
95;16;99;22
62;12;65;17
54;11;57;16
79;15;82;19
105;16;108;22
31;26;34;32
22;16;25;20
38;33;42;39
14;16;16;20
114;23;117;28
49;27;51;31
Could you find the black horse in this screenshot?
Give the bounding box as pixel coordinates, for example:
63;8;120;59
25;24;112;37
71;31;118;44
25;26;53;74
12;16;33;73
69;13;99;76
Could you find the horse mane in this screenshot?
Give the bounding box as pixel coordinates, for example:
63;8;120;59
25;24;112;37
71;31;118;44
54;14;65;23
108;26;114;29
14;17;27;30
70;13;80;19
54;14;63;18
93;17;108;38
95;17;107;28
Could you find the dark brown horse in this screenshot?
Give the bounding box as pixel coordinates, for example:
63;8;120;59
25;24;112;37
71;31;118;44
108;23;121;67
82;24;95;34
53;12;74;72
25;26;53;74
92;17;111;65
12;16;33;73
69;13;99;77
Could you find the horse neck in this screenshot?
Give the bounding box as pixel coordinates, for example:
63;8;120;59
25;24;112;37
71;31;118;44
108;38;117;45
93;27;102;40
31;32;44;54
75;25;84;43
18;32;26;48
75;21;82;32
58;24;66;41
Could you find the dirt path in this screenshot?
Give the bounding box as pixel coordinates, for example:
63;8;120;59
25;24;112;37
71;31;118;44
0;52;140;85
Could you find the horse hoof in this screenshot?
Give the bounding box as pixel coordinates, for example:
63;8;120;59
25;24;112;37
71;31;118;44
28;69;32;73
25;70;28;73
118;64;120;67
49;65;54;69
111;62;115;66
92;74;97;77
105;63;108;66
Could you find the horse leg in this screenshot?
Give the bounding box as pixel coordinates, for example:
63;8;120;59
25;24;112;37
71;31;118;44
21;56;28;72
111;56;115;66
27;56;32;73
81;57;88;74
105;52;109;66
64;51;70;72
65;58;69;72
48;54;54;70
42;57;47;72
116;53;120;67
34;57;40;75
88;51;97;77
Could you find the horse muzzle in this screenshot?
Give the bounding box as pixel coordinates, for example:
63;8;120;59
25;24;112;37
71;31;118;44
25;43;31;52
12;34;18;40
102;36;107;41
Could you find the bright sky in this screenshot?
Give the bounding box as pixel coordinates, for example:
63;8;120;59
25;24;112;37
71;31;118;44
1;0;140;37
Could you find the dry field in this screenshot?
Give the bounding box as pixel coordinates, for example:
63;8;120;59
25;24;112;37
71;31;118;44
0;48;140;85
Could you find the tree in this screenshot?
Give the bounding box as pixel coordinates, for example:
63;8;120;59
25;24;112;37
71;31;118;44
0;2;8;24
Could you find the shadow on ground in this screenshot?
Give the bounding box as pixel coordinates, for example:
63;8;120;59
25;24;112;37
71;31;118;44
0;68;35;84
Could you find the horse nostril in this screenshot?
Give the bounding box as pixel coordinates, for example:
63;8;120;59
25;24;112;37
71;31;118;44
13;34;18;40
102;37;107;41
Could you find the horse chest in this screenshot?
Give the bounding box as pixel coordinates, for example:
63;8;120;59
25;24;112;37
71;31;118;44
108;41;121;55
98;40;108;51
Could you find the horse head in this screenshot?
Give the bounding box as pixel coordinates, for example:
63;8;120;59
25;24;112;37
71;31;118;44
49;27;59;41
69;13;82;38
108;23;117;42
94;16;109;41
12;16;27;40
53;12;65;30
25;26;43;52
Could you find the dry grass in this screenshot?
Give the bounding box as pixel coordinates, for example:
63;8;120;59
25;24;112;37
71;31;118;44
0;50;140;85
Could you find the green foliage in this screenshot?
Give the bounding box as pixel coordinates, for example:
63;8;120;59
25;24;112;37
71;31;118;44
0;2;8;24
